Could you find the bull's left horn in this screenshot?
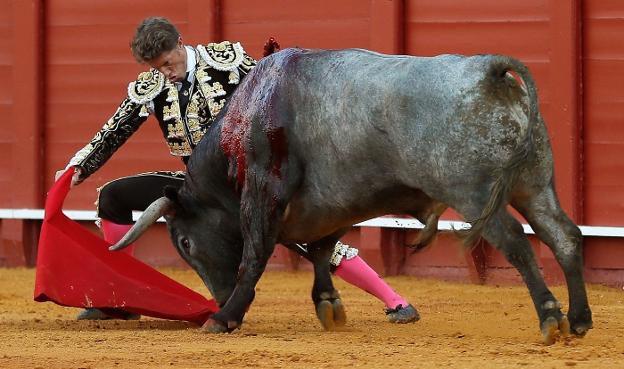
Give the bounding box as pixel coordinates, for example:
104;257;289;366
109;196;173;251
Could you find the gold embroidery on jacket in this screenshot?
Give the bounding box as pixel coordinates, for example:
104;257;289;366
195;60;228;124
127;70;165;104
186;93;200;119
159;82;190;154
239;54;257;75
170;141;192;156
186;90;204;146
163;100;181;121
70;43;258;168
200;80;226;100
208;98;226;117
196;67;212;84
197;41;246;72
139;104;149;117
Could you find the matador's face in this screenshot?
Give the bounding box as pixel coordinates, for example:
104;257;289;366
147;38;187;83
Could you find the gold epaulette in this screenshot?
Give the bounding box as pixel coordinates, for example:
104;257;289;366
197;41;247;72
127;69;165;104
239;53;257;75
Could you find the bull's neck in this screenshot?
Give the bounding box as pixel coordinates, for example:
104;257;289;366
184;118;242;211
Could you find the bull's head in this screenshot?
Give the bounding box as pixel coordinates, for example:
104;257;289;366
109;186;243;306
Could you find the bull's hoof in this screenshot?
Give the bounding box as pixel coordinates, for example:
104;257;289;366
568;309;593;337
316;300;336;331
201;318;230;334
571;322;593;337
316;299;347;331
540;315;570;345
332;299;347;328
385;304;420;324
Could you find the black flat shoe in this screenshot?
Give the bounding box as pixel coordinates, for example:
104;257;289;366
385;304;420;323
76;308;141;321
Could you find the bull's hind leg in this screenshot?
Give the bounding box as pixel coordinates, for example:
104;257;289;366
461;205;569;344
513;185;592;337
303;235;348;330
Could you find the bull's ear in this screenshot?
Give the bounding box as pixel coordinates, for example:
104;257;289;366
163;185;181;204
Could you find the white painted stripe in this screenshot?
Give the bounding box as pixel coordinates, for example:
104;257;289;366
0;209;46;219
1;209;624;237
0;209;158;222
355;218;624;237
577;225;624;238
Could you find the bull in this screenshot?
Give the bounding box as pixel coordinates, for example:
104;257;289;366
111;48;592;344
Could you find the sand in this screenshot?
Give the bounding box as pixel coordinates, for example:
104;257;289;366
1;268;623;368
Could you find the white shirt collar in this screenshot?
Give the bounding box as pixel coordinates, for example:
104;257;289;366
173;46;196;91
185;46;196;83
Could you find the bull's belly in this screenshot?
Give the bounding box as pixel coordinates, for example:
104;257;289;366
277;195;363;242
277;211;368;243
276;193;407;243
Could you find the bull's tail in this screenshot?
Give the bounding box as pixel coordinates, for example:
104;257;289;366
461;55;539;246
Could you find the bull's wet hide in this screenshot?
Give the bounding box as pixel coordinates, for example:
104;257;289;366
33;168;218;325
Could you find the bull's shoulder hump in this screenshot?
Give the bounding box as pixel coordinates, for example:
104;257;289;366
127;69;165;104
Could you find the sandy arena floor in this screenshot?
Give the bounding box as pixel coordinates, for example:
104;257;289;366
1;268;623;368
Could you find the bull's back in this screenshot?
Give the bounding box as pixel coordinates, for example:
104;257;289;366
225;48;533;240
283;48;498;161
278;50;513;187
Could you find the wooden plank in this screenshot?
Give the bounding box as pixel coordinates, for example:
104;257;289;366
370;0;404;54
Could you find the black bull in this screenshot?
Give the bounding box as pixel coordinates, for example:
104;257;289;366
111;48;592;344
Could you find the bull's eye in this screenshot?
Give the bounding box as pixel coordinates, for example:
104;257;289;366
181;238;191;251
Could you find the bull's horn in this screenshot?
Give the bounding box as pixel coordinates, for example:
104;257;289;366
109;196;173;251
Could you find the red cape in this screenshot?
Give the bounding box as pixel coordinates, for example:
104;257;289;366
33;168;218;325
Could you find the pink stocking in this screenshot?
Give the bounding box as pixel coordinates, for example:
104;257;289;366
333;255;408;310
100;219;135;256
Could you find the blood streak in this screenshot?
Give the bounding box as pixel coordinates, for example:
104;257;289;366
266;125;286;179
220;111;250;189
220;49;296;190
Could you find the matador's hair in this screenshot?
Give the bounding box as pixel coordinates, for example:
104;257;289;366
130;17;180;63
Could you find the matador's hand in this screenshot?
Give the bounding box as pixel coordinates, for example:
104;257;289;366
54;167;82;187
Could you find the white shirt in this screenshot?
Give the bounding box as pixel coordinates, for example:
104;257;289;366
176;46;196;90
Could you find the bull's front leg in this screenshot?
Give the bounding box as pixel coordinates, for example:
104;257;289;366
202;227;276;333
202;174;282;333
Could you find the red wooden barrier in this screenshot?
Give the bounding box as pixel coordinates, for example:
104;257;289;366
1;0;623;288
